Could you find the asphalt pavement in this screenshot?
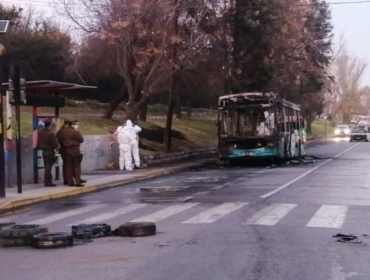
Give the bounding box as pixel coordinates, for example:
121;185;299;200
1;137;370;280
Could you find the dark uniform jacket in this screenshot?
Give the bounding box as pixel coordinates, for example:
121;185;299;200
63;127;84;148
38;128;59;150
56;128;67;153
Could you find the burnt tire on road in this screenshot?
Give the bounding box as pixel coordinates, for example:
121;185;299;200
71;224;112;239
0;224;48;247
32;232;74;249
114;222;156;237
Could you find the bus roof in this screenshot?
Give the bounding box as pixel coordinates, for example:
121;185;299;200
218;92;301;111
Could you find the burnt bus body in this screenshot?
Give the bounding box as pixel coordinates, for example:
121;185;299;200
218;93;305;161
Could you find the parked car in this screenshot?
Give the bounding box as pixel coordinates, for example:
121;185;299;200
350;128;369;142
334;125;350;137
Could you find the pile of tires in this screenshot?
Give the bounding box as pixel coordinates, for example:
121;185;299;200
0;221;157;249
0;224;48;247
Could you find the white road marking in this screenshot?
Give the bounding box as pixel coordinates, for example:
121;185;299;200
70;203;147;225
132;203;199;222
195;191;210;195
182;202;249;224
261;143;360;199
245;203;297;225
26;204;106;225
306;205;348;228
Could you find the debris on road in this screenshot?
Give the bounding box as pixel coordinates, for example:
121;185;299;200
155;241;169;247
140;186;191;193
72;224;112;239
114;222;156;237
140;196;193;203
190;162;223;172
333;234;363;244
32;232;74;249
285;155;321;166
312;155;323;160
0;224;48;247
0;222;15;230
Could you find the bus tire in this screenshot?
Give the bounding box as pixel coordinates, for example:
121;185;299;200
1;238;29;247
0;224;48;238
114;222;156;237
32;232;74;249
0;224;48;247
71;224;112;239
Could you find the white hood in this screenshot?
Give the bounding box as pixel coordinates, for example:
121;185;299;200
126;120;133;127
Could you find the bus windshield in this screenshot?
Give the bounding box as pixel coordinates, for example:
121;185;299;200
219;107;275;138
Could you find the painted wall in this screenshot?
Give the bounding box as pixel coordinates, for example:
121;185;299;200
6;134;119;184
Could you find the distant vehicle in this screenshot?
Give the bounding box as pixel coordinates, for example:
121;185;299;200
350;128;369;142
334;125;350;137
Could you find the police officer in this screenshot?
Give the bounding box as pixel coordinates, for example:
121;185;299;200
56;120;69;185
63;120;84;187
38;118;59;187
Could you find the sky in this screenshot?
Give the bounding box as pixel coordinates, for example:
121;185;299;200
3;0;370;86
330;0;370;86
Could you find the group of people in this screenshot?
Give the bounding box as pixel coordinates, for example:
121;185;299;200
114;120;142;171
38;119;85;187
38;118;142;187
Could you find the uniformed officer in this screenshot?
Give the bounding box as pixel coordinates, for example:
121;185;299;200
38;118;59;187
63;120;84;187
56;120;70;185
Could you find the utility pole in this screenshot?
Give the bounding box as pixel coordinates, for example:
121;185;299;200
0;51;5;197
13;65;23;194
0;21;9;197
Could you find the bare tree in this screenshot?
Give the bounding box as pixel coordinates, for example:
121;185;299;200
330;41;368;123
62;0;213;121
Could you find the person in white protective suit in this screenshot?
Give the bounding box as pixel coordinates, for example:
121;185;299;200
130;121;142;169
114;120;142;170
116;122;135;171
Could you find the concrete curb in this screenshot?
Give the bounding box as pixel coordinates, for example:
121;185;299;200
144;148;217;165
0;160;211;213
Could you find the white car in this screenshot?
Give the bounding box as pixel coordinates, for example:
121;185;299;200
334;125;350;137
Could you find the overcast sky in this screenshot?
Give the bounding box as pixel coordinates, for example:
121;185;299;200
331;0;370;86
4;0;370;86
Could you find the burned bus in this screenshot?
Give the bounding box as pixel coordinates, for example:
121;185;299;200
218;92;306;161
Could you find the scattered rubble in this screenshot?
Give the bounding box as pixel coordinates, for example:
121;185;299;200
333;234;363;244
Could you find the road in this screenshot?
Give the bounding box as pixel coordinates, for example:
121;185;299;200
1;137;370;280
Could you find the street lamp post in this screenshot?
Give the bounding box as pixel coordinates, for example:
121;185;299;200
324;116;327;139
0;20;10;198
0;43;5;197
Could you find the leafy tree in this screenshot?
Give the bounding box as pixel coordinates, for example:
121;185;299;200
0;4;72;82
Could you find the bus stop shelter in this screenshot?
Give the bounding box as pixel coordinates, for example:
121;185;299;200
1;80;96;195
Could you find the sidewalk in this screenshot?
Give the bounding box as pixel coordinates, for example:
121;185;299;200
0;159;212;213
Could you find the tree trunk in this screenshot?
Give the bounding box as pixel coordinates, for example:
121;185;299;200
163;0;179;152
305;114;316;135
127;94;148;122
139;99;148;122
175;93;182;119
103;85;127;119
306;120;312;135
186;101;192;118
